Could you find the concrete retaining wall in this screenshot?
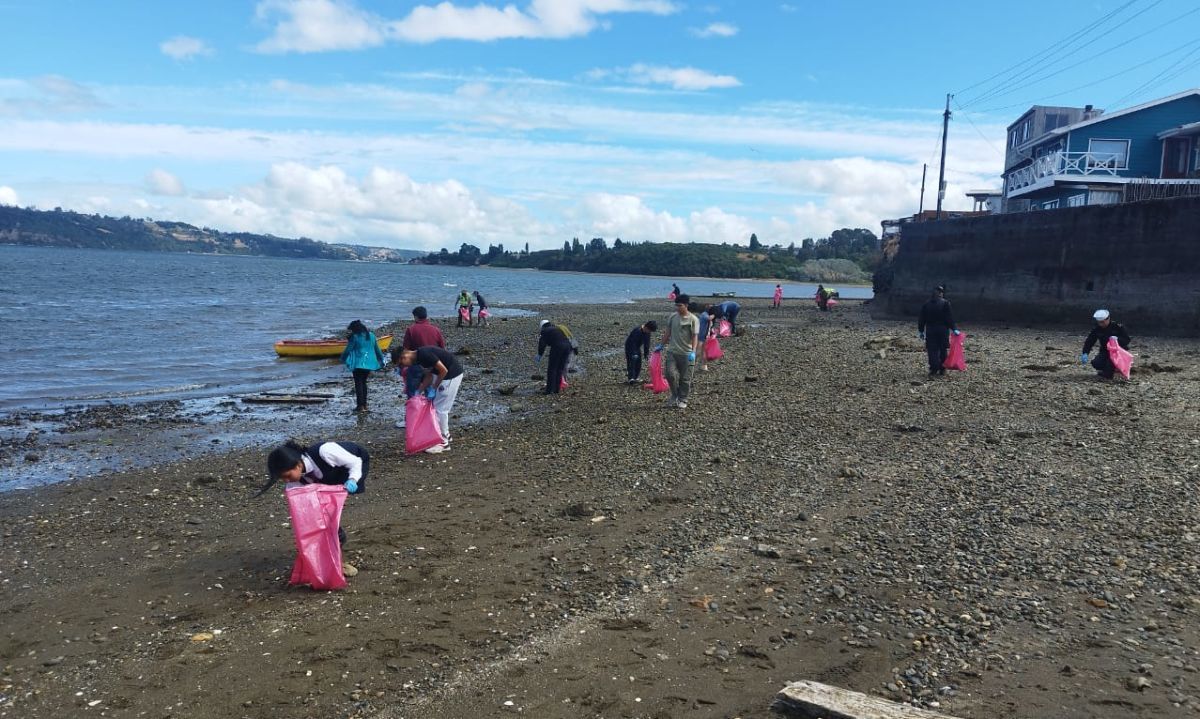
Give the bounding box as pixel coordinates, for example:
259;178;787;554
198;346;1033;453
874;196;1200;336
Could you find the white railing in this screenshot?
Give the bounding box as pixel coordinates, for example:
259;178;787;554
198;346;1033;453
1006;151;1122;194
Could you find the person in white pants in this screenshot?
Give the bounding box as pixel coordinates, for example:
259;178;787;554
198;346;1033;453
396;346;464;453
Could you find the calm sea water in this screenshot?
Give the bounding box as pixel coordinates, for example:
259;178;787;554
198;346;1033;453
0;245;870;410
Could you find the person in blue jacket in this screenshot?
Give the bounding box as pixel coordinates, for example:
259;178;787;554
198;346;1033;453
340;320;386;412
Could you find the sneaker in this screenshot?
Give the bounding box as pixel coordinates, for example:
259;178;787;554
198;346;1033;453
424;444;446;454
677;401;688;409
341;561;358;577
394;420;406;429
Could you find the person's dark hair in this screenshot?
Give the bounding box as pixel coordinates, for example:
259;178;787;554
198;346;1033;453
412;306;428;320
347;320;369;335
675;293;690;305
706;306;718;317
267;440;305;478
644;320;658;332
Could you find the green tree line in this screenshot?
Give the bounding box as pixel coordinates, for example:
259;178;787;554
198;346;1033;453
421;229;880;283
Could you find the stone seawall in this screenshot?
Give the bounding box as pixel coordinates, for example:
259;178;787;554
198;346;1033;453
874;195;1200;336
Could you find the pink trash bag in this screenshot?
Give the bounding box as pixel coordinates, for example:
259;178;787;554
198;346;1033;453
643;351;669;393
405;396;443;454
667;291;676;301
560;376;569;390
826;298;839;308
478;308;490;318
458;307;470;322
717;319;732;337
944;332;967;371
704;336;724;361
1107;336;1133;379
286;484;348;591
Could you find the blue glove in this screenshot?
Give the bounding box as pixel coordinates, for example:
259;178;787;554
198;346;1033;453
1080;353;1089;365
653;344;663;352
424;386;436;399
952;330;961;336
687;351;696;362
918;331;925;340
535;354;543;364
344;479;358;494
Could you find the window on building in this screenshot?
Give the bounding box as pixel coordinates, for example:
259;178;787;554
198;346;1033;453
1066;194;1086;207
1042;199;1060;210
1044;112;1069;131
1087;139;1129;169
1088;190;1122;205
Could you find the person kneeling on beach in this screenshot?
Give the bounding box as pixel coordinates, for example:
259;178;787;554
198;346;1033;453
396;346;464;453
624;320;657;384
1081;309;1131;380
661;294;699;409
263;440;368;577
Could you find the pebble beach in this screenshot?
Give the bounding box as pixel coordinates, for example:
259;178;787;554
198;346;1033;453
2;298;1200;719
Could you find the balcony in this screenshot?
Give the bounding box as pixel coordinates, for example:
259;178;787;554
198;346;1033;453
1005;151;1121;197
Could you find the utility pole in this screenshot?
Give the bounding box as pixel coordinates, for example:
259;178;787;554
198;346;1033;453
936;93;952;220
918;163;927;215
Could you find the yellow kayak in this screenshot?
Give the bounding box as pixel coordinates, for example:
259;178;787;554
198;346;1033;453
274;334;392;358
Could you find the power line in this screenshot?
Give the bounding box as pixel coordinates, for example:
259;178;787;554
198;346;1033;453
952;98;1004;159
963;3;1200;110
1111;43;1200;107
963;0;1168;108
971;37;1200;114
956;0;1140;103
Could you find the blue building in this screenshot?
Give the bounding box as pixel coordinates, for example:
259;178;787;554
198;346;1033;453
1002;89;1200;211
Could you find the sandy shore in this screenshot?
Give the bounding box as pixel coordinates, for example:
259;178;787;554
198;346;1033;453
2;299;1199;719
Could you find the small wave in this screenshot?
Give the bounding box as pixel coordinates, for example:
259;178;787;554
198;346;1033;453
77;383;213;400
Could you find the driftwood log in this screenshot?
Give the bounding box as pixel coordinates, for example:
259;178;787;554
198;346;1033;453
772;681;961;719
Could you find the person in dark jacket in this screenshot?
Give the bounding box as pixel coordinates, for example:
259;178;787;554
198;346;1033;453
624;320;658;384
537;320;574;395
262;439;369;575
917;286;959;377
394;306;446;402
717;300;741;333
396;346;465;453
1082;309;1131;379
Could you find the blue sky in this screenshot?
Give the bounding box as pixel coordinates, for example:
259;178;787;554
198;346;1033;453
1;0;1198;251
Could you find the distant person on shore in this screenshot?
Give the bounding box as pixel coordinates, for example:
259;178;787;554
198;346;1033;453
340;320;386;413
698;306;718;372
661;294;700;409
718;300;741;333
772;284;783;309
537;320;574;395
670;283;682;300
263;439;368;576
396;346;464;453
816;285;838;311
473;291;490;327
454;290;474;327
624;320;658;384
1082;309;1131;380
395;306;446;403
917;285;959;377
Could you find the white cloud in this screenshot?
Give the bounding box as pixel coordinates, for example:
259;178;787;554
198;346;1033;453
0;75;104;116
690;22;737;38
159;36;213;60
621;64;741;90
146;169;186;196
252;0;679;51
189;163;549;249
254;0;385;54
0;185;18;206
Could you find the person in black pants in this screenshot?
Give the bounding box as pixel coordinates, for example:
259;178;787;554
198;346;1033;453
624;320;658;384
537;319;574;394
917;285;959;377
261;439;369;575
1082;309;1131;379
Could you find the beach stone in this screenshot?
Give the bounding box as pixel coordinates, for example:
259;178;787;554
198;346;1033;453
24;453;39;462
753;544;782;559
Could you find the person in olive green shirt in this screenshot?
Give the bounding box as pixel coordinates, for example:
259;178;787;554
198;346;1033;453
660;294;700;409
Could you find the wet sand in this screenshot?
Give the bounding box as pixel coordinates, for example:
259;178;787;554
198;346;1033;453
2;299;1200;719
